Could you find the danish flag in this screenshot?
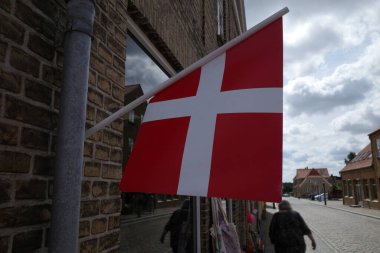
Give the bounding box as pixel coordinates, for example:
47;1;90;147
120;18;283;202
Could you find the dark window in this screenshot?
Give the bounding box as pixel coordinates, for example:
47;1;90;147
371;179;378;200
348;180;352;196
363;179;369;199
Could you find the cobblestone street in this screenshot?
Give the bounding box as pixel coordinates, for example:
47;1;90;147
267;198;380;253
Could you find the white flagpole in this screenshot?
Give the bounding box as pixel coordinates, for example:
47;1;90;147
85;7;289;138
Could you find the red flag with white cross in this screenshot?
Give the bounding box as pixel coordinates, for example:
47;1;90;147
120;16;283;202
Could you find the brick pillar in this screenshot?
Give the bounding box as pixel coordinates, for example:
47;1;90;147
80;0;128;252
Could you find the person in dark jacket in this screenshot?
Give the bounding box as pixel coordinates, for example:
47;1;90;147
269;200;316;253
160;200;192;253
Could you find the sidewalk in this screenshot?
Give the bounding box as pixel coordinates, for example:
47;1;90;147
302;198;380;220
120;206;178;225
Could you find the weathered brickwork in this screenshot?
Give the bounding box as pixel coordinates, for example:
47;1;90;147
129;0;242;70
0;0;127;252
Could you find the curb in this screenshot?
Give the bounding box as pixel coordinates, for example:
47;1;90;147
121;211;174;225
308;201;380;220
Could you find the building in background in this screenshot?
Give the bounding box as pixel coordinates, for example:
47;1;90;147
0;0;250;252
340;127;380;209
293;167;332;198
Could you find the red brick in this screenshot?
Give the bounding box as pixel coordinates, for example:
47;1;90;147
0;68;22;93
110;148;122;163
5;95;57;129
93;21;107;43
109;182;120;196
0;122;18;145
111;118;123;132
21;127;50;151
108;215;120;230
96;109;110;123
107;36;125;58
112;84;124;102
33;155;55;176
0;179;11;203
98;75;111;93
10;47;40;77
86;105;95;121
99;232;119;251
25;79;52;106
90;53;106;75
92;181;108;197
100;12;113;32
0;151;30;173
16;179;47;200
113;54;125;74
106;67;123;85
103;130;122;146
42;64;62;87
0;236;9;253
81;181;91;198
0;13;25;44
0;204;51;228
31;0;59;22
0;41;7;62
0;0;11;12
95;144;109;160
101;198;121;214
28;32;55;61
98;43;113;63
15;0;55;40
13;230;43;253
84;142;93;157
88;87;103;106
102;164;122;179
88;69;96;85
91;218;107;234
84;161;101;177
79;220;90;238
80;238;98;253
80;200;100;218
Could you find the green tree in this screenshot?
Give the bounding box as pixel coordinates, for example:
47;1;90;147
344;151;356;165
282;182;293;193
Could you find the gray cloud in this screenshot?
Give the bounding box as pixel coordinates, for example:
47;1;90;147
286;77;373;116
125;36;168;92
332;105;380;135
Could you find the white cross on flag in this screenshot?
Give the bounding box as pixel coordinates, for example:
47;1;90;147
120;17;283;202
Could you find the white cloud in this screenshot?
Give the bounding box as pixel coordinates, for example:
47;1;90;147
125;54;168;92
245;0;380;181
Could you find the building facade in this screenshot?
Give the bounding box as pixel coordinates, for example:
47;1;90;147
340;128;380;209
293;167;332;198
0;0;247;252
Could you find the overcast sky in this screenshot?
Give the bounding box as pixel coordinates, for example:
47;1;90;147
245;0;380;181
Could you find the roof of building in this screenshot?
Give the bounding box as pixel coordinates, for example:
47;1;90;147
340;144;372;173
294;167;330;180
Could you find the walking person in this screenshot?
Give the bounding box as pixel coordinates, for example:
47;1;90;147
269;200;316;253
160;199;192;253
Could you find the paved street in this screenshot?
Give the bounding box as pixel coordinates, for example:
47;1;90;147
267;197;380;253
120;210;175;253
120;199;380;253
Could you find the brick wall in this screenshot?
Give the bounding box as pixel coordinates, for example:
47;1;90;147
0;0;128;252
0;0;65;252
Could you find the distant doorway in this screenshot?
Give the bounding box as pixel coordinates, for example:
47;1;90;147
354;180;362;205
